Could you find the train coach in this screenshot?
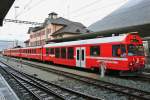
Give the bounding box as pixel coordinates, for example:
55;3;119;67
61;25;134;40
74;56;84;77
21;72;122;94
3;33;145;74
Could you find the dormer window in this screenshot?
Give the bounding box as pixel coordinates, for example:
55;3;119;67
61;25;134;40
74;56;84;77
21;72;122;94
48;12;58;19
76;29;80;32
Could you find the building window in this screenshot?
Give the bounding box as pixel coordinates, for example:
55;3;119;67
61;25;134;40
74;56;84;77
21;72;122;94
55;48;60;58
90;46;100;56
46;28;51;34
76;29;80;32
61;48;66;58
67;47;74;59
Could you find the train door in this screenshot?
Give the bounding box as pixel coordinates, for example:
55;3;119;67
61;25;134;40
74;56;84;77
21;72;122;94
76;47;86;67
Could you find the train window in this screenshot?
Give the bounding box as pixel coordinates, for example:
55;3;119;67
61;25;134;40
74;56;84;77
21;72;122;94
61;48;66;59
34;49;36;54
90;46;100;56
46;48;49;55
50;48;54;54
121;45;126;57
128;44;144;56
82;49;84;61
112;45;121;57
55;48;60;58
67;47;74;59
112;45;127;57
77;50;79;60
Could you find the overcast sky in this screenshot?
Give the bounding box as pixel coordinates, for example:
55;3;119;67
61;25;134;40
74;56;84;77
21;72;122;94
0;0;128;42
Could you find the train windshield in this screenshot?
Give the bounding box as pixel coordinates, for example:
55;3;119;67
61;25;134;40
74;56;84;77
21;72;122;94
127;44;144;56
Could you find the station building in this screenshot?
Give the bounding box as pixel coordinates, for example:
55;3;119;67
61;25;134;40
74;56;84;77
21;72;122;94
25;12;90;47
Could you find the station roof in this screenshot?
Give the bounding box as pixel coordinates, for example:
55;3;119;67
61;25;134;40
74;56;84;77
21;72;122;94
0;0;15;26
88;0;150;38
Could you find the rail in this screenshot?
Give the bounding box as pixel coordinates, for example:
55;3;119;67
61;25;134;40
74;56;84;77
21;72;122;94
0;60;103;100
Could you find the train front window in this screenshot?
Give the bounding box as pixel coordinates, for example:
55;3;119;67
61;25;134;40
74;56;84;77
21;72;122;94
127;44;144;56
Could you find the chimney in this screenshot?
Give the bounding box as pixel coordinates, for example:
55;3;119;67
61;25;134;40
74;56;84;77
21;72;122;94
48;12;58;19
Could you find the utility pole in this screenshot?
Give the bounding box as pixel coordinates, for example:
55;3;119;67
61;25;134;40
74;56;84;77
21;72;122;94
14;6;19;20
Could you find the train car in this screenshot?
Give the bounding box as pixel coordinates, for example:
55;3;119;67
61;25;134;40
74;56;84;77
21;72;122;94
20;46;42;60
20;46;43;60
3;49;11;56
3;33;145;75
11;48;21;58
44;34;145;74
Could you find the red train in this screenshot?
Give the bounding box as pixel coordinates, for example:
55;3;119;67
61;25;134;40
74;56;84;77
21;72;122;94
2;34;145;74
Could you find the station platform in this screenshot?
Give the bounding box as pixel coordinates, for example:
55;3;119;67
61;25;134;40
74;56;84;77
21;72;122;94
0;74;19;100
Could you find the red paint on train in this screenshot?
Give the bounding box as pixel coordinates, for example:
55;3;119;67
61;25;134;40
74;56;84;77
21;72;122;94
2;34;145;72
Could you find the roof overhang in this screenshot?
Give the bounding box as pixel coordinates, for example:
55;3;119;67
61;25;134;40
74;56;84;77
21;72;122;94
0;0;15;26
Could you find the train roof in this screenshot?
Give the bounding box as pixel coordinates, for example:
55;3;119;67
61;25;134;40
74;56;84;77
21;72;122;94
4;46;42;50
21;46;42;49
44;34;128;48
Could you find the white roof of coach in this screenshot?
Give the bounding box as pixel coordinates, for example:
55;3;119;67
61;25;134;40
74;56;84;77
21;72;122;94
21;46;42;49
44;34;127;48
6;46;42;51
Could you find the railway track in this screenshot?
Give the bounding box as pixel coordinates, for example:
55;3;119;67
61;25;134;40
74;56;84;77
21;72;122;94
1;57;150;100
137;73;150;82
0;60;102;100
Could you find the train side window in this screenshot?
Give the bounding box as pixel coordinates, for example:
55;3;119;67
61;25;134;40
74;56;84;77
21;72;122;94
77;50;79;60
50;48;54;54
90;46;100;56
55;48;60;58
61;48;66;59
46;48;49;55
112;45;121;57
67;47;74;59
82;49;84;61
121;45;126;57
34;49;36;54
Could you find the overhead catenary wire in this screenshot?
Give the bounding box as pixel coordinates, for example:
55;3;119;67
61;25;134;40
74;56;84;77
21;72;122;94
16;0;47;18
15;0;33;18
71;0;126;18
70;0;103;15
23;0;33;10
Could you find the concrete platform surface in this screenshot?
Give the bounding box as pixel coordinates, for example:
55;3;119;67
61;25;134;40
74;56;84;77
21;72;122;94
0;74;19;100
